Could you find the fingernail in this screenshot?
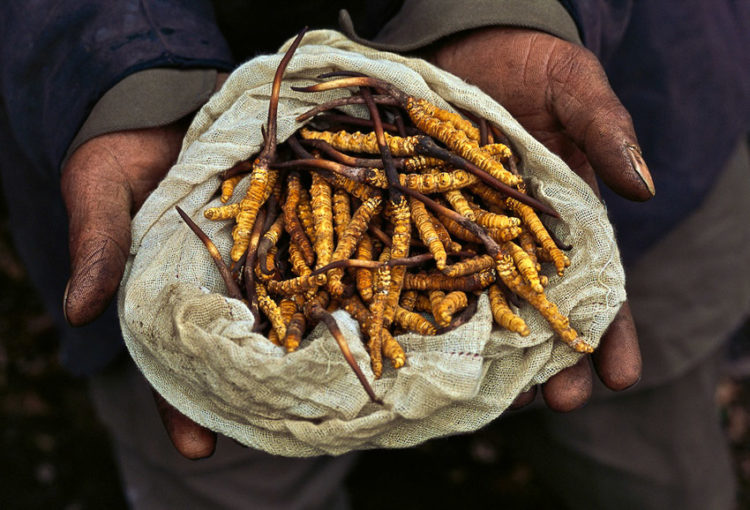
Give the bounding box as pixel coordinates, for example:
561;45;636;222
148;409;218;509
626;144;655;197
62;278;72;325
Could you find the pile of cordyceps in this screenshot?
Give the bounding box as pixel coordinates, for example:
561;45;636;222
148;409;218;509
176;30;588;402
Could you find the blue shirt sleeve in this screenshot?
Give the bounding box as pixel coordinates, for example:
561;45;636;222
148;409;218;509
556;0;634;62
0;0;234;176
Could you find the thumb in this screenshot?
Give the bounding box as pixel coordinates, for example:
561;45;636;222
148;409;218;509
62;142;133;326
547;43;655;201
61;125;185;326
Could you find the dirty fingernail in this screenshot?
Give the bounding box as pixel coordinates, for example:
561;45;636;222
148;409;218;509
62;278;72;325
626;144;655;197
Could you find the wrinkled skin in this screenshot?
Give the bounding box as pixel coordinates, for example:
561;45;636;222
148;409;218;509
429;28;649;411
61;28;650;458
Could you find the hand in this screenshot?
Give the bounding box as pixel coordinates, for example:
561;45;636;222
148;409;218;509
430;28;649;411
61;121;217;459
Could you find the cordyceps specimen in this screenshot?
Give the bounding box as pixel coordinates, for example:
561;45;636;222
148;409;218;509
178;34;592;405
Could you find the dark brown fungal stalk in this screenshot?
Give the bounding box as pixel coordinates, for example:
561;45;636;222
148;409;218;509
368;224;393;248
300;138;386;168
309;250;458;279
292;75;410;105
315;112;402;133
307;303;381;403
230;27;309;262
231;249;248;281
219;159;254;180
361;87;402;201
489;123;519;175
300;139;443;173
285;133;315;160
359;85;408;378
309;258;382;276
295;94;399;122
412;137;559;218
392;110;408;137
176;206;244;302
272;157;369;183
479;117;489;146
243;207;269;331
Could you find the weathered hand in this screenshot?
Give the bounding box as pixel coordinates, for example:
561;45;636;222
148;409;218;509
430;27;650;411
62;123;184;326
61;121;217;459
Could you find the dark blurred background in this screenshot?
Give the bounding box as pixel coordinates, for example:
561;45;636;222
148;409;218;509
2;190;749;509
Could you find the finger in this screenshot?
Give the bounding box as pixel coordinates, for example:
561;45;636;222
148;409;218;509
547;43;655;201
534;132;601;199
509;386;537;410
153;390;217;460
62;145;133;326
593;301;642;391
541;356;592;412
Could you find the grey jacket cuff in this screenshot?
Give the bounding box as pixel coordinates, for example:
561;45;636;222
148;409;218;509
66;1;580;168
340;0;581;52
63;68;218;168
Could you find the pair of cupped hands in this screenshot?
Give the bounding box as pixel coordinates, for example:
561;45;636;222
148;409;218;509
61;28;653;459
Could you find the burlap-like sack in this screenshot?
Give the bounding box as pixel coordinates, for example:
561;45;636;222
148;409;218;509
119;30;625;457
